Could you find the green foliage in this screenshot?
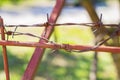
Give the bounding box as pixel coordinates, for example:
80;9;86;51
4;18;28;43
9;0;22;5
0;0;22;7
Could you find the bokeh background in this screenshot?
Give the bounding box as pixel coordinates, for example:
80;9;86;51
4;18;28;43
0;0;120;80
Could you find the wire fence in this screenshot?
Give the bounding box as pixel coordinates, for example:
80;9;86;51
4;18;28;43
0;18;120;53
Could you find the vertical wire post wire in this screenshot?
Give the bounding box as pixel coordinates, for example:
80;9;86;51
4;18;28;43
0;16;10;80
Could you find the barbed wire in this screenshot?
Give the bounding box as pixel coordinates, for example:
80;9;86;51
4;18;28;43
4;22;119;27
1;22;119;53
1;31;55;44
1;14;120;53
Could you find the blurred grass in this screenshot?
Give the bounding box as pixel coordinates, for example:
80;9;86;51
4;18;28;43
0;26;118;80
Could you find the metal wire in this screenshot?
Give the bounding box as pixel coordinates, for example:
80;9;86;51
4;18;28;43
1;22;120;52
4;22;119;27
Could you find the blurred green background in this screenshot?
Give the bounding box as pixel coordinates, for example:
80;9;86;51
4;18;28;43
0;0;119;80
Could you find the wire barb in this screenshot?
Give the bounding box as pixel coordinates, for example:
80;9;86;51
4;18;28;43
12;26;18;38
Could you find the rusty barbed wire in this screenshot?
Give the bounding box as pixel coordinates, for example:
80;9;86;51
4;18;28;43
1;24;119;53
4;22;119;27
0;21;120;53
1;31;55;44
1;15;120;53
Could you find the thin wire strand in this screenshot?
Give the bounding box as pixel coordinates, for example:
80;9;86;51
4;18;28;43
4;23;119;27
4;31;55;43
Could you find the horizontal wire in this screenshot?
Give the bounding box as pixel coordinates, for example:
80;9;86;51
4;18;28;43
3;31;56;43
4;24;45;27
0;40;120;53
4;22;119;27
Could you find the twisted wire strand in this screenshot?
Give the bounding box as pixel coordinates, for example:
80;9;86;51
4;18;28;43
4;22;119;27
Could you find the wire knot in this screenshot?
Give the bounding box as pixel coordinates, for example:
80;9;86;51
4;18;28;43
62;44;71;52
44;22;49;27
6;31;13;35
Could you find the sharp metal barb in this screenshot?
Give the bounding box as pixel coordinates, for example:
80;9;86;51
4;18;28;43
12;26;18;38
47;13;49;22
93;28;98;33
7;35;9;41
49;49;58;56
98;13;103;27
100;13;102;21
